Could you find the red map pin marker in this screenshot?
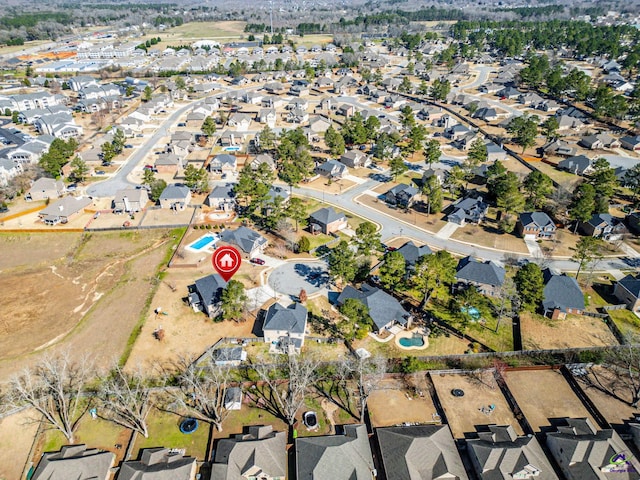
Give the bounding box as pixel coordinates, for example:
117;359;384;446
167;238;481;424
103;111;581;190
212;246;242;282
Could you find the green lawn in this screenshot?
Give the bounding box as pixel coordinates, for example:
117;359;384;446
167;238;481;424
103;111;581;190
41;416;130;456
609;309;640;337
222;405;288;437
132;409;210;460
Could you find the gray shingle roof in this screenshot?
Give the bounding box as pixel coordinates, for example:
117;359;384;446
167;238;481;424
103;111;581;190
542;269;585;313
377;425;468;480
456;256;505;287
519;211;554;229
220;226;267;254
192;274;228;307
159;184;190;200
309;206;346;226
32;445;114;480
296;424;374;480
337;284;410;331
618;274;640;297
118;448;196;480
397;241;432;266
263;302;307;335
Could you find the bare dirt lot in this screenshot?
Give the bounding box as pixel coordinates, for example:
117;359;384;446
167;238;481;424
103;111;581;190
0;409;40;480
0;230;176;381
574;365;638;427
430;371;522;438
368;378;439;427
520;313;619;351
503;369;595;432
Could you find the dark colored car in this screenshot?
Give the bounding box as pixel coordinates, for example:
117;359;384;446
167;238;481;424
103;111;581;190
250;258;265;265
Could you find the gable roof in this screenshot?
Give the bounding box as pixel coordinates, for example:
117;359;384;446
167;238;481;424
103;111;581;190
212;426;286;480
558;155;593;174
542;269;585;313
519;211;555;229
309;206;346;226
118;448;196;480
456;256;506;287
159;184;190;200
221;226;267;254
397;241;432;266
337;284;410;331
377;425;468;480
618;274;640;297
386;183;419;199
192;274;228;308
209;184;235;200
39;196;92;218
263;302;307;335
32;445;115;480
296;424;374;480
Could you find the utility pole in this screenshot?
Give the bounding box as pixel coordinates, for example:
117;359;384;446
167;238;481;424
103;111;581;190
269;0;274;35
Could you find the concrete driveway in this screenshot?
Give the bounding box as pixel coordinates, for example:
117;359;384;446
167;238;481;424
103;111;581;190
268;260;329;297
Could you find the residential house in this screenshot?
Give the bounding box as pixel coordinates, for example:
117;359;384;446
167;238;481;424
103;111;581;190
67;75;99;91
154;153;183;174
118;448;196;480
307;115;332;135
517;212;557;239
579;213;627;241
556;114;585;132
9;137;53;164
205;184;236;211
188;274;228;317
243;91;264;105
486;141;507;162
614;274;640;312
540;139;577;158
287;98;309;111
26;177;65;201
209;154;238;175
263;82;286;94
296;425;375;480
384;183;420;209
467;425;559;480
578;132;621;150
546;418;640;480
337;104;355;117
627;212;640;235
0;158;22;186
558;155;594;175
340;150;371;168
250;153;276;171
219;130;245;146
159;184;191;210
446;196;488;225
224;387;243;411
444;124;472;141
472;107;499;122
113;188;149;213
227;113;252;132
497;86;522;99
263;302;308;354
337;284;412;333
31;444;114;480
397;241;432;269
287;107;309;124
38;196;92;225
220;226;268;257
518;92;544;106
315;159;348;180
211;426;286;480
290;84;309;96
377;425;469;480
542;268;585;319
422;167;449;186
455;256;506;297
262;96;286;109
257;108;277;126
210;347;247;366
266;185;290;207
316;77;334;89
621;135;640;152
309;206;347;234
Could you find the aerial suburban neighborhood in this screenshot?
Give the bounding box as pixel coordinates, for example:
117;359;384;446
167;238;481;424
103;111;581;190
4;1;640;479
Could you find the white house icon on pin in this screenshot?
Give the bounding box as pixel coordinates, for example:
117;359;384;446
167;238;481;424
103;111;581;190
219;253;235;268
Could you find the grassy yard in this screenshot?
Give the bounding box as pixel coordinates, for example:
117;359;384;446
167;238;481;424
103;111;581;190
608;309;640;337
222;404;288;437
132;409;210;460
352;331;469;358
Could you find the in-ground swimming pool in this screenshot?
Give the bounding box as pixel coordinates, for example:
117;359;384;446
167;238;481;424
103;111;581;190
224;146;241;152
398;334;425;347
187;233;218;252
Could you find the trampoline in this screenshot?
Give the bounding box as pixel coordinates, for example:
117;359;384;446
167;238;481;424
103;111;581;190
451;388;465;397
179;418;199;434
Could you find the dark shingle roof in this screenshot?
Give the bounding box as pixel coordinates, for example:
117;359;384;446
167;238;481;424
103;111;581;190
619;274;640;297
336;284;410;331
192;274;228;306
542;269;585;313
32;445;114;480
221;226;267;254
456;256;505;287
519;211;554;229
309;206;346;226
397;241;432;266
263;302;307;335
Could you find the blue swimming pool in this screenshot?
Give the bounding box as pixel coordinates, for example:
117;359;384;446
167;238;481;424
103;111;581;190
224;146;241;151
399;334;425;347
187;234;218;252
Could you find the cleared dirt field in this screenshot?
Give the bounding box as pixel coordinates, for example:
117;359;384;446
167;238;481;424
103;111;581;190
368;378;439;427
0;409;40;480
503;369;595;432
575;365;638;427
520;313;618;351
430;371;522;438
0;230;176;381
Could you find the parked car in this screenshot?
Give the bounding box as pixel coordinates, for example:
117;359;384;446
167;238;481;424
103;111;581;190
67;184;77;191
124;144;134;148
177;122;186;127
250;258;265;265
95;170;106;175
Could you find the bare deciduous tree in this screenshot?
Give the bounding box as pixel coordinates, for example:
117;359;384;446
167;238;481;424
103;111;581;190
8;353;93;443
601;342;640;407
251;354;320;425
98;365;152;438
341;354;387;420
170;357;234;431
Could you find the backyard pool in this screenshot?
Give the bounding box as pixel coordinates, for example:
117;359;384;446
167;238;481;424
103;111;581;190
398;334;425;348
224;146;241;152
186;233;219;252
